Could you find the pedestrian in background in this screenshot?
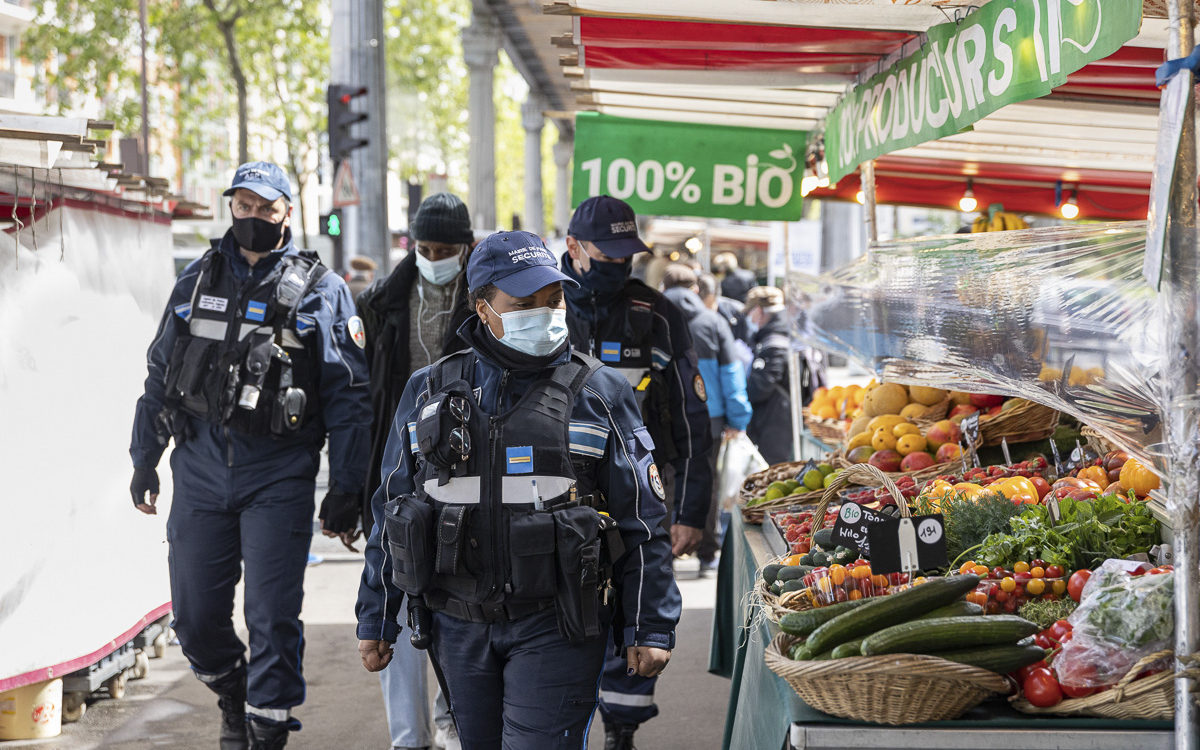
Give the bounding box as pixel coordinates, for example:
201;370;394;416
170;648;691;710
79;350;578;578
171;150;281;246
698;272;754;356
661;264;751;577
743;286;799;467
711;252;757;303
560;196;712;750
355;192;476;750
130;161;371;750
355;231;679;750
347;255;378;299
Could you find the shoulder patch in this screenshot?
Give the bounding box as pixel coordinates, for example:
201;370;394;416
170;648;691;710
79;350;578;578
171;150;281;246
348;315;366;349
648;463;666;500
693;373;708;402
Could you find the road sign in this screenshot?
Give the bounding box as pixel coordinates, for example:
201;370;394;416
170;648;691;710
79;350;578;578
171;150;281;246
332;161;361;207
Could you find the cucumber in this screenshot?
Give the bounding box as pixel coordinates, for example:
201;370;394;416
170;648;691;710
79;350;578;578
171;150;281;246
811;551;829;566
778;598;873;637
860;615;1039;656
789;641;835;661
781;580;804;593
799;574;981;657
812;527;835;549
763;564;784;585
928;644;1048;674
770;581;784;596
776;566;807;582
799;554;815;567
915;600;984;620
831;639;864;659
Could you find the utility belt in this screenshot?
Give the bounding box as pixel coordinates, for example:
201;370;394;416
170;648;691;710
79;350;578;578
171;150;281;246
383;494;625;642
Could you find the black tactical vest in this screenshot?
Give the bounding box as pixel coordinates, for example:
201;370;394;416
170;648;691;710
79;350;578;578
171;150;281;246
160;244;328;439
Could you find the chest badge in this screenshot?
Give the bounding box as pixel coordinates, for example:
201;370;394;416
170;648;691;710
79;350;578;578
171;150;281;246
506;446;534;475
198;294;228;313
348;315;366;349
600;341;622;363
648;463;666;500
245;300;268;322
693;373;708;402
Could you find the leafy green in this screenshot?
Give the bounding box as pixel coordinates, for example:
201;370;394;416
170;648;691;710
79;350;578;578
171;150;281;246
1074;571;1174;648
940;492;1027;565
975;494;1160;571
1018;598;1078;629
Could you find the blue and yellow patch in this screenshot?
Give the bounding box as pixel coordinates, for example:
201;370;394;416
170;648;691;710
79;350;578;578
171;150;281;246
600;341;622;362
506;446;533;474
246;300;268;322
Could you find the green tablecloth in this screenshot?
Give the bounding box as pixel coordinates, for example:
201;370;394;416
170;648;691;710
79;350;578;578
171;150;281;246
708;514;1174;750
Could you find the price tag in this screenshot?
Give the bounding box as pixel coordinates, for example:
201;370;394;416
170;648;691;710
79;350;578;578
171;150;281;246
1045;494;1062;525
867;513;949;575
830;502;892;556
1000;436;1012;466
960;413;981;467
1049;438;1064;476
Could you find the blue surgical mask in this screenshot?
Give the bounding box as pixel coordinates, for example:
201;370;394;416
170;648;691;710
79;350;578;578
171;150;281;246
486;301;569;357
416;250;462;285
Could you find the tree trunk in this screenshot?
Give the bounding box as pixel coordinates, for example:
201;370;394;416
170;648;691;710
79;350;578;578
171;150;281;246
202;0;249;164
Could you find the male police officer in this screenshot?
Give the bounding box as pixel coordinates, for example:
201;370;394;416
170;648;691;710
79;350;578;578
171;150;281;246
130;162;372;750
560;196;712;749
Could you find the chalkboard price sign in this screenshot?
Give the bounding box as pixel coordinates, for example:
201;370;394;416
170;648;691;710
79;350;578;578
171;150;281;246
867;513;949;575
830;502;892;556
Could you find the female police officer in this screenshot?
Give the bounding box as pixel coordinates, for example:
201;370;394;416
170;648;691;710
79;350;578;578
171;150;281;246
355;231;680;750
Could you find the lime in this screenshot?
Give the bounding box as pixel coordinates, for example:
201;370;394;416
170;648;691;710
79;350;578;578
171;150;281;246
817;463;835;476
802;469;824;492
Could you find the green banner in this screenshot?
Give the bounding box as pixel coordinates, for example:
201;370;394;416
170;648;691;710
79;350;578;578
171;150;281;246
824;0;1142;184
573;113;807;221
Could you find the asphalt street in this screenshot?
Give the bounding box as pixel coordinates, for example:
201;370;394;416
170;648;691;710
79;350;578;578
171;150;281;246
4;532;730;750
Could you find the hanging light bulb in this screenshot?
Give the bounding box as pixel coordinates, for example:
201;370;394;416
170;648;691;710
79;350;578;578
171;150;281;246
958;179;977;213
800;173;820;197
1061;189;1079;220
817;159;830;188
855;189;866;204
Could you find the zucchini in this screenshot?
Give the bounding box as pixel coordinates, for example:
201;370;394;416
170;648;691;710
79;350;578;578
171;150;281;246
830;639;864;659
763;564;784;585
860;615;1039;656
915;600;984;620
799;554;815;567
781;580;804;593
799;574;981;657
776;566;807;582
778;598;873;637
812;527;835;549
811;551;829;566
770;581;784;596
928;644;1048;674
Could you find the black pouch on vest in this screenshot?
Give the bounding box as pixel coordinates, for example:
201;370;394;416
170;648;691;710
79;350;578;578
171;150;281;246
383;496;434;595
414;383;473;471
435;505;468;576
551;505;603;643
509;511;557;600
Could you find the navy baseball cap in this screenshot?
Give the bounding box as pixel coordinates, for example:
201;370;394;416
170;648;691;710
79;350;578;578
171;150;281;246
567;195;650;258
467;231;579;297
223;161;292;203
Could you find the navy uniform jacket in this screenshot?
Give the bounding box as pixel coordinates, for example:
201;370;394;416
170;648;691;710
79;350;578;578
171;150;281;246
130;230;372;494
560;259;713;529
355;322;681;650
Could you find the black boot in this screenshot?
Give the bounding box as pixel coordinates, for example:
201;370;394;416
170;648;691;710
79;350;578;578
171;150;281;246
204;667;248;750
604;722;638;750
247;717;299;750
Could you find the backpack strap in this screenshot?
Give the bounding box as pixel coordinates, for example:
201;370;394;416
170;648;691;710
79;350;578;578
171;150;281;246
547;351;605;402
427;350;475;394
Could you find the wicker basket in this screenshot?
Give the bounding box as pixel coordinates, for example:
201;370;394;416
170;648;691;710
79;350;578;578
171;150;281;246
755;557;817;622
765;632;1009;724
1011;650;1175;720
979;399;1060;446
910;396;952;430
739;460;832;523
1081;425;1118;457
802;408;852;444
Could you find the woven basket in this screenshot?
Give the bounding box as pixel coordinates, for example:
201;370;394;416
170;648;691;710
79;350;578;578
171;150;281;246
802;408;852;444
1011;650;1175;720
765;632;1009;724
910;396;952;430
755;557;817;622
805;463;907;534
979;399;1060;446
1081;426;1118;457
739;460;831;523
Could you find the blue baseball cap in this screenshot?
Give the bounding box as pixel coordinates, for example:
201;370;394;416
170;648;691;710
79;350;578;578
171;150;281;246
223;161;292;203
467;231;579;297
567;195;650;258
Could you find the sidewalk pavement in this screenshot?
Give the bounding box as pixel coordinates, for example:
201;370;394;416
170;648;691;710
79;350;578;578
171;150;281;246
8;541;730;750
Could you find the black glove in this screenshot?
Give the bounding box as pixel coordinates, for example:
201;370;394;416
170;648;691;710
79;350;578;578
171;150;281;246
131;466;160;508
318;489;361;534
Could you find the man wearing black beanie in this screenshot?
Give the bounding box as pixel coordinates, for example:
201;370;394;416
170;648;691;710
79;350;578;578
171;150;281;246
355;192;475;750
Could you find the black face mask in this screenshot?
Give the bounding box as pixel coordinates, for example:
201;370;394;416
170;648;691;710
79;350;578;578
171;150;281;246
230;210;286;253
579;257;631;295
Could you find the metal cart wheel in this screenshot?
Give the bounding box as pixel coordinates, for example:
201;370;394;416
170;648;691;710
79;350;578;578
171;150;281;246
104;672;127;700
152;632;168;659
62;692;87;723
130;650;149;680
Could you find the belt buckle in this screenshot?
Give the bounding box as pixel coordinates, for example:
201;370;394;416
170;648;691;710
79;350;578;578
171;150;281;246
480;602;506;623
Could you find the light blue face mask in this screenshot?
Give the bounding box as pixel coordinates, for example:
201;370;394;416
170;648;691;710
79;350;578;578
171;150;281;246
485;301;569;357
416;249;463;285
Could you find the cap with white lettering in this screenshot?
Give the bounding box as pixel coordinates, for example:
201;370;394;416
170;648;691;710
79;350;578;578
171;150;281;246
567;195;651;259
466;231;579;297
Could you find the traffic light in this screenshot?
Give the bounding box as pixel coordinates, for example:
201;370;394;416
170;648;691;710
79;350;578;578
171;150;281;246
328;85;368;161
320;210;343;237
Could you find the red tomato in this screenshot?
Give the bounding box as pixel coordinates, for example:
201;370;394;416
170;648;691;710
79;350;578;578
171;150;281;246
1032;559;1047;569
1048;619;1073;642
1030;476;1052;499
1045;564;1064;579
1016;660;1050;683
1033;633;1053;650
1067;570;1092;602
1023;668;1064;708
1130;562;1153;577
1149;566;1173;575
1061;683;1097;699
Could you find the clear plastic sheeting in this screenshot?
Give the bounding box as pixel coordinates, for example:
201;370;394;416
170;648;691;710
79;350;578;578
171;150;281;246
0;201;175;687
787;221;1166;469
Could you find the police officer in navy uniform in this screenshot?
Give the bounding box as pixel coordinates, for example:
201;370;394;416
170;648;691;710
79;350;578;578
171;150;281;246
560;196;712;749
356;231;680;750
130;162;372;750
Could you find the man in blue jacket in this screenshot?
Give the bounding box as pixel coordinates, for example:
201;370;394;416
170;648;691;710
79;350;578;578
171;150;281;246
561;196;712;750
661;264;752;576
129;162;372;750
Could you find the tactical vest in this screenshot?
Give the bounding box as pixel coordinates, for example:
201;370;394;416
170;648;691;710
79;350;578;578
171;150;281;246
160;244;328;439
384;349;623;640
567;280;678;465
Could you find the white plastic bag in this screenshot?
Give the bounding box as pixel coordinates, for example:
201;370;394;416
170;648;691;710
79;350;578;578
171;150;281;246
717;433;768;510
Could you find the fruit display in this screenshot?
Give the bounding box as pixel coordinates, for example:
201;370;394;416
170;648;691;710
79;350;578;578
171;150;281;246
844;412;958;474
744;462;839;509
1056;449;1160;501
808;384;869;421
970;208;1030;233
770;507;840;556
954;559;1069;614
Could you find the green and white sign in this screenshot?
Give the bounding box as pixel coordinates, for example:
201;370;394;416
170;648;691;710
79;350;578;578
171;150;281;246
573;113;807;221
824;0;1142;184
